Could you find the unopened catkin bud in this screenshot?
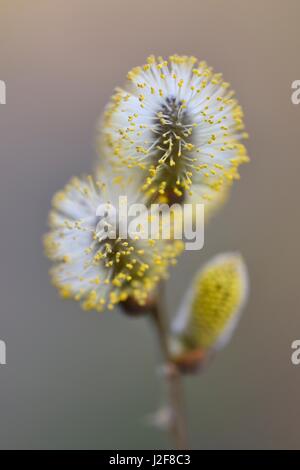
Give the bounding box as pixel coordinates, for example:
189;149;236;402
171;253;249;372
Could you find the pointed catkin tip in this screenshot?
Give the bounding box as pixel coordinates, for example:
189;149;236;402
171;252;249;372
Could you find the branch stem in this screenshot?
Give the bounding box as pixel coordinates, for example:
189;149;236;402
150;284;188;450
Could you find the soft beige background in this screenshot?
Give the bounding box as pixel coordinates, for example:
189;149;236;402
0;0;299;449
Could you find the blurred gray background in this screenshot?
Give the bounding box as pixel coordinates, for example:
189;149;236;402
0;0;300;449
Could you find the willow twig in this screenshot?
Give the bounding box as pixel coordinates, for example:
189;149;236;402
150;283;188;450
